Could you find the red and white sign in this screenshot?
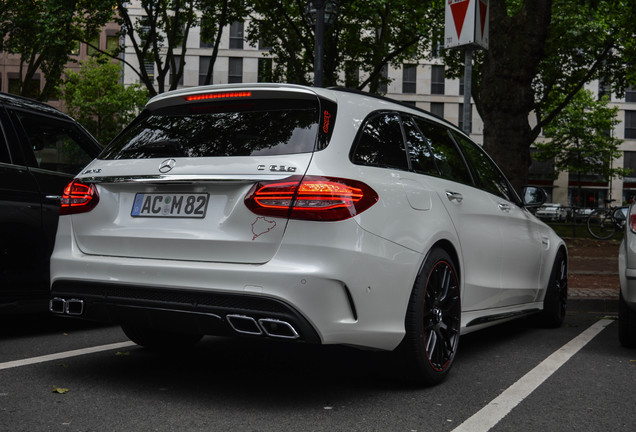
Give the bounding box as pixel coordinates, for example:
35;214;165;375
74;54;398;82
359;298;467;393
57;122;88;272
444;0;489;49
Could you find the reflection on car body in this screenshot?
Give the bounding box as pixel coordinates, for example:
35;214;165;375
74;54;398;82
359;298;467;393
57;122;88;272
49;84;567;385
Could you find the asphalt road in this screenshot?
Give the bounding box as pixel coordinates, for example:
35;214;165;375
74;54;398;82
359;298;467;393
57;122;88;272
1;308;634;432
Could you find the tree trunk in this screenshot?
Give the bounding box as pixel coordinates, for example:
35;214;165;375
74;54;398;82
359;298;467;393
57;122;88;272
479;0;552;193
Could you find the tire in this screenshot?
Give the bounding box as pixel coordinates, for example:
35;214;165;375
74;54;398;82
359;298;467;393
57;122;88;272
397;247;461;386
587;209;616;240
539;249;568;328
619;290;636;348
121;325;203;350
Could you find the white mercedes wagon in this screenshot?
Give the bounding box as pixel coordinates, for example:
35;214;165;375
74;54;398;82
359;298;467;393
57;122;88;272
50;84;567;385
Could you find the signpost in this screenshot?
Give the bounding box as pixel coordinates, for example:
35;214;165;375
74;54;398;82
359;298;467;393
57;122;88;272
444;0;489;134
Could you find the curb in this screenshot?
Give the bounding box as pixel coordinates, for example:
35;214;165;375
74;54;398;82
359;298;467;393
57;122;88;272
568;297;618;314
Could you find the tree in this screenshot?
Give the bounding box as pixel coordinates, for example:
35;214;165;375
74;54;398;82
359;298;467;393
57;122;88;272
116;0;247;96
246;0;439;91
534;89;628;205
61;56;149;143
0;0;116;101
441;0;636;192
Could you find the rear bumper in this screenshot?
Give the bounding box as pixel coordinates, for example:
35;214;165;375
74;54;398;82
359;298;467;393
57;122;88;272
50;219;423;351
51;281;321;342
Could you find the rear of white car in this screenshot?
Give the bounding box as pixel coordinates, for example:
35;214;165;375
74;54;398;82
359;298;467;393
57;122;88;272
50;83;567;384
51;85;423;348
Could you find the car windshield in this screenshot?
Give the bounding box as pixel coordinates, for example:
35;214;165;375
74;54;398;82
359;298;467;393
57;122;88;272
100;98;320;159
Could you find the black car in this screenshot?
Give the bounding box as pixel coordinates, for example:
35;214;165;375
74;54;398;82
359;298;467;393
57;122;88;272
0;92;102;313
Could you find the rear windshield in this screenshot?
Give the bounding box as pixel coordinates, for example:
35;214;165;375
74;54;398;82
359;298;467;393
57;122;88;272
100;98;320;159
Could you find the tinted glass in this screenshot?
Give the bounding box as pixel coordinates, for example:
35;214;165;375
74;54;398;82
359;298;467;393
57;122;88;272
452;132;516;202
14;111;95;174
402;115;439;176
352;112;408;170
101;99;320;159
413;118;472;184
0;121;10;164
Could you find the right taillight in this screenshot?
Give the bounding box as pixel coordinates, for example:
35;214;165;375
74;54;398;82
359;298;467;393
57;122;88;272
59;180;99;215
244;175;378;221
630;213;636;233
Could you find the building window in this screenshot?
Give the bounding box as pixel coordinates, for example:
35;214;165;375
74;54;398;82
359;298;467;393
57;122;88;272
626;85;636;103
229;21;244;49
599;80;612;100
377;64;388;94
458;103;472;133
258;58;272;82
8;76;40;99
430;102;444;118
106;35;119;55
87;36;100;56
258;39;270;51
626;110;636;139
228;57;243;83
402;64;417;94
431;65;445;95
199;56;211;85
623;151;636;180
144;61;155;82
459;75;464;96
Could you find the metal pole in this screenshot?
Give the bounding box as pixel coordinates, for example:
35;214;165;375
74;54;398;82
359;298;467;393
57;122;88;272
314;0;325;87
463;48;473;135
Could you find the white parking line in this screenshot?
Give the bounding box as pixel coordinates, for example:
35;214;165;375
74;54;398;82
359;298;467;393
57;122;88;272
0;341;136;371
451;318;611;432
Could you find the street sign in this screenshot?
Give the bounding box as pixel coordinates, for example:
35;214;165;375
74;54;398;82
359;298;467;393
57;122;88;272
444;0;489;49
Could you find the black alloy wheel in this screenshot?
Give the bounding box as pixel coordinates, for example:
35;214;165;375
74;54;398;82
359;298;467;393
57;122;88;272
399;247;461;386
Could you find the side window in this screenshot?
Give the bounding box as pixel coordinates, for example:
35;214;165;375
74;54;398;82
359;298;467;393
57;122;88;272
12;111;95;175
402;115;439;176
0;121;11;164
452;131;517;202
413;117;472;184
351;112;409;170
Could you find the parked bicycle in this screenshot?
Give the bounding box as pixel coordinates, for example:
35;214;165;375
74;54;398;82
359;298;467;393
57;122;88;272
586;201;628;239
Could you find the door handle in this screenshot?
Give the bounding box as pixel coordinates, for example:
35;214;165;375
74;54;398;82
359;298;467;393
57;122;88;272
45;195;62;202
446;191;463;203
498;203;512;213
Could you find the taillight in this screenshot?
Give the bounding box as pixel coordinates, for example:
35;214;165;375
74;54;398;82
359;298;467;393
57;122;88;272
630;213;636;233
244;175;378;221
59;180;99;215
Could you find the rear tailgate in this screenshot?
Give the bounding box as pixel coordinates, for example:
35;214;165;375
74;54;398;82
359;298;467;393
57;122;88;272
71;156;311;264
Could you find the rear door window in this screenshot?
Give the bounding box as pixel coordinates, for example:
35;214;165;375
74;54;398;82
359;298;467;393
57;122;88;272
451;131;519;203
101;98;321;159
412;118;472;185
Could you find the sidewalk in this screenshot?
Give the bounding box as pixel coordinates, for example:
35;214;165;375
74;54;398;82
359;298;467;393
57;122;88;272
566;238;620;313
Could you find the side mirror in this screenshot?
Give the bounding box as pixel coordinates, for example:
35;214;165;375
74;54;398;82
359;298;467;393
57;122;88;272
521;186;547;208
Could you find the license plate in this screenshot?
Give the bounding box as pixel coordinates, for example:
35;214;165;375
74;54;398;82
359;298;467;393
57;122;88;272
131;193;209;218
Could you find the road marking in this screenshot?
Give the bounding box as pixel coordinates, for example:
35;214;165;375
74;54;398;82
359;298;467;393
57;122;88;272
451;318;611;432
0;341;136;371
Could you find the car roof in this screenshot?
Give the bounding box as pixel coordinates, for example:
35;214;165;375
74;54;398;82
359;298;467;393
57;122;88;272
143;83;468;139
0;91;73;120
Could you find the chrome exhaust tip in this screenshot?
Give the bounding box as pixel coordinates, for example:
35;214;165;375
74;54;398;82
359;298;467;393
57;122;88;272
49;297;66;314
65;299;84;316
258;318;300;339
226;314;262;335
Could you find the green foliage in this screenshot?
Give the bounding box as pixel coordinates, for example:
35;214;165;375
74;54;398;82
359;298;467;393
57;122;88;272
60;56;148;144
0;0;116;101
245;0;440;92
534;89;628;181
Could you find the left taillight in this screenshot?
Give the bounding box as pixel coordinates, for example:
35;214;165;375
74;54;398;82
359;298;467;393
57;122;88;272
244;175;378;222
59;180;99;215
